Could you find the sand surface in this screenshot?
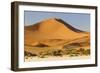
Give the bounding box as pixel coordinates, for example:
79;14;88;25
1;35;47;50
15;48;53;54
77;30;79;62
25;55;90;62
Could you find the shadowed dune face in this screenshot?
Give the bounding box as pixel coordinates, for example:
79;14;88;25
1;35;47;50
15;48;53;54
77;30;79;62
55;18;85;33
25;18;90;46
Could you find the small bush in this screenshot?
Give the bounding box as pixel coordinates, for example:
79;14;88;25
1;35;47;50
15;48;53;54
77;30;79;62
52;50;63;56
24;51;37;57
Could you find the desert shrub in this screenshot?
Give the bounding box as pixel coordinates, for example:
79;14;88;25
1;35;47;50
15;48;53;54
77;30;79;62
76;48;85;55
24;51;37;57
52;51;56;56
24;51;28;56
69;54;74;57
65;48;74;54
52;50;63;56
45;51;54;56
38;52;46;58
63;48;81;56
84;49;90;55
76;48;90;56
31;54;37;56
24;51;31;57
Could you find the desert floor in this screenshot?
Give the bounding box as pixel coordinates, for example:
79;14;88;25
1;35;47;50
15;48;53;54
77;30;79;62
25;55;90;62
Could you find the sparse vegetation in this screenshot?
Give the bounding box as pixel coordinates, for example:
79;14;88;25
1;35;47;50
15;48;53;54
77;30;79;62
63;47;90;57
25;47;90;59
52;50;63;56
25;51;37;57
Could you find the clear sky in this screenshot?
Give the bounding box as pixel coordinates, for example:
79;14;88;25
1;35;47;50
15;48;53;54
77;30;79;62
24;11;90;32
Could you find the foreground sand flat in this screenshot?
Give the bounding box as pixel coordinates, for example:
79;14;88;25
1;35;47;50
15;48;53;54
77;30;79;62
25;55;90;62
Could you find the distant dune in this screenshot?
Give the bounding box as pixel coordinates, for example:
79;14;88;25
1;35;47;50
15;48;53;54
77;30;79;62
25;18;90;47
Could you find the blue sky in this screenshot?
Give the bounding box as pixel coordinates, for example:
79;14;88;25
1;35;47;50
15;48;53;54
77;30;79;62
24;11;90;32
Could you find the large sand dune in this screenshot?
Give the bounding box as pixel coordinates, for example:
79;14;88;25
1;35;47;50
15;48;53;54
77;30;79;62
25;18;90;47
